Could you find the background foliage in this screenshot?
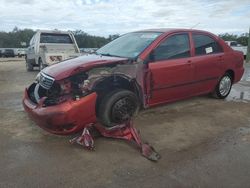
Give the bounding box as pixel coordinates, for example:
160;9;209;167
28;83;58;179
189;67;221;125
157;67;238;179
0;27;120;48
219;33;249;46
0;27;248;48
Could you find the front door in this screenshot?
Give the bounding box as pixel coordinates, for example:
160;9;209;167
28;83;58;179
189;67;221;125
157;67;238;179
147;33;195;106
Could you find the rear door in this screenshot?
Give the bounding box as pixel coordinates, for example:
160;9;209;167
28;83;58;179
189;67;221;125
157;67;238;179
147;32;195;106
26;35;36;63
191;33;224;94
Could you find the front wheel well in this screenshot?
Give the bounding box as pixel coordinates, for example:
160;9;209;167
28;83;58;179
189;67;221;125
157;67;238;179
93;75;143;112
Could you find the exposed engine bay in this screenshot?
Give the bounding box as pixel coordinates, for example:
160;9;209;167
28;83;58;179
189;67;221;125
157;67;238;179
28;62;146;108
29;71;89;106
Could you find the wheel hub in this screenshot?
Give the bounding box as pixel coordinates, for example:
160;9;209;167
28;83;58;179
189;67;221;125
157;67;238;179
219;76;231;96
111;97;136;123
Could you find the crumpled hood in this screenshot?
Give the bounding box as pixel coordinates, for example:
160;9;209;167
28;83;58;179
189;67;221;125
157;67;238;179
42;54;129;80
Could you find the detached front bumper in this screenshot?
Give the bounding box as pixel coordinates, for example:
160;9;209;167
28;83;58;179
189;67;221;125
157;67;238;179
22;88;97;135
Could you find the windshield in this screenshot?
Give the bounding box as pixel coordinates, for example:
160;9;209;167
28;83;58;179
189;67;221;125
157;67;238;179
96;32;162;58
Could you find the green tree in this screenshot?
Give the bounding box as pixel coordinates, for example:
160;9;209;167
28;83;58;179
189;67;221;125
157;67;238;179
219;33;249;46
219;33;238;41
0;27;35;48
72;30;110;48
237;33;249;46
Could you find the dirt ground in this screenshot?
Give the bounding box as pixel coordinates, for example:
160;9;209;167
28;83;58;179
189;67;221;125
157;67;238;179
1;58;250;188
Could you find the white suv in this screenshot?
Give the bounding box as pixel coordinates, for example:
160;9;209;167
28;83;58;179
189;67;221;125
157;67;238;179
26;30;80;71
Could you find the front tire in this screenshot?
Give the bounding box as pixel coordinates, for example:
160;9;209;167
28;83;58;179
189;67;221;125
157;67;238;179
97;89;139;127
213;73;232;99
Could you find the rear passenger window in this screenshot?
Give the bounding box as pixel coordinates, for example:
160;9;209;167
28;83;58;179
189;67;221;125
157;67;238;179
153;33;190;61
193;34;223;55
40;33;73;44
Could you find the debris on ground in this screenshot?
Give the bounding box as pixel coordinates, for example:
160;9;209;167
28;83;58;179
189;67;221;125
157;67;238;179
70;120;160;161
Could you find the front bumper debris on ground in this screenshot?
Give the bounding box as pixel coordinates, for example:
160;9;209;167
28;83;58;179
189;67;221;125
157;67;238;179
70;120;161;161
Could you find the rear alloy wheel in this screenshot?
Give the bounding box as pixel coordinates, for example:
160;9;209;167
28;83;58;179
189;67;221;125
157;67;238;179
98;89;139;127
213;73;232;99
39;58;45;70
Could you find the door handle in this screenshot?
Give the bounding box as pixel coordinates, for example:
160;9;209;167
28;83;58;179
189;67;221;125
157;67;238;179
187;60;193;67
218;55;224;61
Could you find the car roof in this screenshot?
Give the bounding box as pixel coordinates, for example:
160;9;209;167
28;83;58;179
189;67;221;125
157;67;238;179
135;28;213;34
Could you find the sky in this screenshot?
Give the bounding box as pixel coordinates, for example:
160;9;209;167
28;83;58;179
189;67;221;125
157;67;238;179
0;0;250;37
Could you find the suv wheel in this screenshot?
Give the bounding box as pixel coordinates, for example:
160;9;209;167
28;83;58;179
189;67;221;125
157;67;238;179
98;89;139;127
39;58;44;70
213;73;232;99
26;59;33;71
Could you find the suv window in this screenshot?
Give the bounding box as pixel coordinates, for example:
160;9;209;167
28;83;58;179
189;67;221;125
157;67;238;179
153;33;190;61
40;33;73;44
193;34;222;55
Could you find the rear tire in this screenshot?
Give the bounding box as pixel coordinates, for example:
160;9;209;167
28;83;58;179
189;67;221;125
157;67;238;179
26;59;33;71
213;73;232;99
39;58;45;70
97;89;139;127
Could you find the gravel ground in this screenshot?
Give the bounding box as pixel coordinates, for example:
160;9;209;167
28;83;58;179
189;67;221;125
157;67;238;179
1;58;250;188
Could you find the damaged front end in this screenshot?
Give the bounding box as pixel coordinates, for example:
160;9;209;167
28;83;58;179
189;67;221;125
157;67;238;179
23;56;148;135
23;70;98;135
22;30;162;160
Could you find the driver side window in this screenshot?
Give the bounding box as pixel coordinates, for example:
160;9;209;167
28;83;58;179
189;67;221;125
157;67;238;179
153;33;190;61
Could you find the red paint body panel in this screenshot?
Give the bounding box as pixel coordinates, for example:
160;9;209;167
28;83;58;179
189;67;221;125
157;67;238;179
191;53;223;94
142;30;245;106
23;89;97;135
148;57;195;105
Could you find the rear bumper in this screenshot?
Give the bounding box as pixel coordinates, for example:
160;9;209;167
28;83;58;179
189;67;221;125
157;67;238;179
234;67;245;83
22;88;97;135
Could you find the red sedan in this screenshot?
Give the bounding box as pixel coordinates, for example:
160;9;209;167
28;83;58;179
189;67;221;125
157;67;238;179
23;28;244;135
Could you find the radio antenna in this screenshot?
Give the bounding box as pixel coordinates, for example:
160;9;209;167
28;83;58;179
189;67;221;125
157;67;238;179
190;22;200;29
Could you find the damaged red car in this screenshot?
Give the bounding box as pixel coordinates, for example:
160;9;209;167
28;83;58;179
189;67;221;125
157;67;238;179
23;29;244;135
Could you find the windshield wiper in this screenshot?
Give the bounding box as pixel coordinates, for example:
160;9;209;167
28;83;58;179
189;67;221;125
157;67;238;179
97;53;125;58
99;53;113;56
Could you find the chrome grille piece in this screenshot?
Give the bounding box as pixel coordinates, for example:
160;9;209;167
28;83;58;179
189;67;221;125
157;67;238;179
39;72;55;90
